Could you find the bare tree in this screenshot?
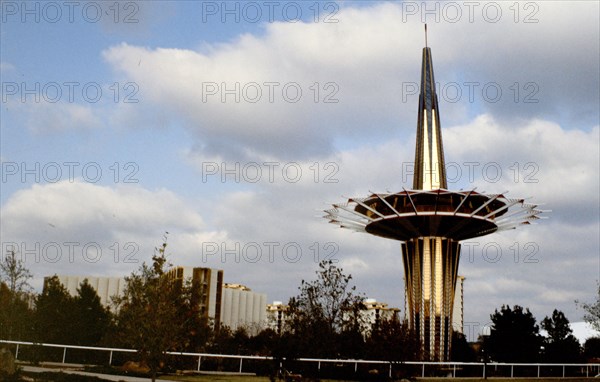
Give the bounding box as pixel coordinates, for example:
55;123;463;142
285;260;366;358
0;250;33;340
577;284;600;333
0;250;32;295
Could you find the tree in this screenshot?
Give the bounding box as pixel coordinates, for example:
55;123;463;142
541;309;582;362
0;250;34;340
487;305;543;362
285;260;365;358
451;331;476;362
113;236;198;382
577;284;600;333
0;282;33;341
0;250;32;296
584;337;600;359
366;316;421;361
33;276;75;344
72;280;112;346
248;328;278;356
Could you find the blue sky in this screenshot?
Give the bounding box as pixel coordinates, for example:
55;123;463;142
1;1;599;341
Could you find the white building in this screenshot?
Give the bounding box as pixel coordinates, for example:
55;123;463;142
452;276;465;334
266;301;288;334
167;266;224;326
50;269;268;334
47;275;126;311
220;283;267;335
360;298;400;334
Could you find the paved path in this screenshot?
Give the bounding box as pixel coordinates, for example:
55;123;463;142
21;365;180;381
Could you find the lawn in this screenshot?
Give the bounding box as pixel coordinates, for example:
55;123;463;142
159;377;597;382
159;375;272;382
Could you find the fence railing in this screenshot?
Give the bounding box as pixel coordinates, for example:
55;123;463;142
2;339;599;379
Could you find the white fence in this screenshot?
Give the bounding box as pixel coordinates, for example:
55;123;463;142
1;339;599;379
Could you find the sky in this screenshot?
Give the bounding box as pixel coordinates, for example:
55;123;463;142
1;1;599;342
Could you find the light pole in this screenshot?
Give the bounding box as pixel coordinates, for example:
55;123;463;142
481;326;491;379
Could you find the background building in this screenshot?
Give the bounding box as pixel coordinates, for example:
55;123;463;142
50;268;268;334
220;283;266;335
452;276;465;334
266;301;288;334
359;298;400;334
167;266;223;327
47;275;126;311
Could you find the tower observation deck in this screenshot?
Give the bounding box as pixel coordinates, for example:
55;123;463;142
324;29;545;361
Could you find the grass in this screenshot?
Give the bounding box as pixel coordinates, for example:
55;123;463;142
158;377;363;382
159;377;597;382
159;376;272;381
16;371;600;381
21;371;107;381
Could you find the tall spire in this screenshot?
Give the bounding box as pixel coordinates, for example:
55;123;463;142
413;30;447;190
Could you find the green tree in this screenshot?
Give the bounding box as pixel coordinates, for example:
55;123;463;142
285;260;365;358
34;276;75;344
248;328;278;356
113;237;198;382
366;316;421;361
487;305;542;362
577;284;600;333
0;250;34;340
584;337;600;359
451;331;476;362
541;309;582;362
0;282;34;341
72;280;112;346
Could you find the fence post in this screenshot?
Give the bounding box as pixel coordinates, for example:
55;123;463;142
388;363;391;378
15;344;19;360
239;358;243;373
562;365;565;378
62;347;67;363
453;363;456;377
422;363;425;377
511;365;513;378
537;365;540;378
108;350;113;366
197;356;201;371
354;362;357;373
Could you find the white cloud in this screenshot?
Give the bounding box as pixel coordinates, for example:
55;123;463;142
102;2;599;160
0;181;219;289
444;116;600;224
0;61;15;73
7;101;102;132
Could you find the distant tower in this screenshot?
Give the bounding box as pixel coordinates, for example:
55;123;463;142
324;26;545;361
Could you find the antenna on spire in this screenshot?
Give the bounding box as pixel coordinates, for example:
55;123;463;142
425;23;428;47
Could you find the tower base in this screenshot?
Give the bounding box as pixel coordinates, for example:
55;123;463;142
402;237;461;361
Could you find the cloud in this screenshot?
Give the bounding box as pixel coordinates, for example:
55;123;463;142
3;99;103;133
0;61;15;73
1;114;597;336
102;2;599;160
443;115;600;225
177;114;598;335
0;181;218;289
